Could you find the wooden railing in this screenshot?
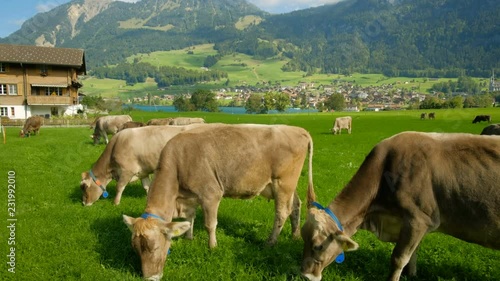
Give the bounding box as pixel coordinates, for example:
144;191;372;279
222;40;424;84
27;95;73;105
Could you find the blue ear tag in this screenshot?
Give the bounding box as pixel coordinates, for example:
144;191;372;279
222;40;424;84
335;252;345;264
167;248;171;255
102;191;109;198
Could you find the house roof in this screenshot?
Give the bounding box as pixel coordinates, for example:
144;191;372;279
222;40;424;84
0;44;86;74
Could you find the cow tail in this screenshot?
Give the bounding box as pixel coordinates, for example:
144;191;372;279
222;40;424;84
306;135;316;208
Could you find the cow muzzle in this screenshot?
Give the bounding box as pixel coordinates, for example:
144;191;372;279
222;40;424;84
302;273;322;281
144;273;163;281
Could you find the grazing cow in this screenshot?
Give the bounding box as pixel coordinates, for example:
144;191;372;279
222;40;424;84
300;131;500;281
20;116;43;137
81;124;205;206
480;123;500;135
472;115;491;123
123;124;314;280
420;113;426;120
168;117;205;125
117;121;146;132
90;115;132;144
147;118;173;126
331;116;352;135
428;112;435;119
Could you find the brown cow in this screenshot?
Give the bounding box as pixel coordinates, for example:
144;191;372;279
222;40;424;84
123;124;314;280
420;113;426;120
331;116;352;134
147;118;173;125
301;132;500;281
480;123;500;135
472;115;491;123
90;115;132;144
117;121;146;131
168;117;205;125
20;116;43;137
428;112;435;119
81;124;204;205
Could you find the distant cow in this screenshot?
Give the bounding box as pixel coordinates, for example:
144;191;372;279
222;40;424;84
472;115;491;123
169;117;205;125
300;132;500;281
81;124;204;206
480;124;500;135
91;115;132;144
331;116;352;134
420;113;426;120
428;112;435;119
117;121;145;131
123;124;314;280
20;116;43;137
147;118;173;126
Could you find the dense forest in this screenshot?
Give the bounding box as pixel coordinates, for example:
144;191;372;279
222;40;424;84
92;62;228;86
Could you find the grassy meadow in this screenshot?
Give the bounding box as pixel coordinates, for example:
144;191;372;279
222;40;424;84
0;108;499;281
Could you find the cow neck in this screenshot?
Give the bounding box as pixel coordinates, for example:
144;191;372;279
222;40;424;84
90;143;114;183
144;172;179;222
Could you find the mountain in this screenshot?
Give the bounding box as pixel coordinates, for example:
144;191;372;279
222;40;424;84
1;0;499;77
2;0;267;67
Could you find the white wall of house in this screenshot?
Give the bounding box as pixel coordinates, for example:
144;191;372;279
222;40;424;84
0;105;27;119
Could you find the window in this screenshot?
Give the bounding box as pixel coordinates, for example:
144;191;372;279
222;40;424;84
40;65;48;76
10;107;15;116
8;84;17;95
46;87;62;96
0;63;6;72
0;84;18;95
0;107;7;117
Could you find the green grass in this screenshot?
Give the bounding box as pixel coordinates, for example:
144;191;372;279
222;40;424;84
0;108;499;280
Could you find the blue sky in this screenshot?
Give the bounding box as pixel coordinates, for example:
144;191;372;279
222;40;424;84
0;0;343;38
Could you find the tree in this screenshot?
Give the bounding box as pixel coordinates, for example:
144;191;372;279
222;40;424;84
173;95;194;111
245;94;263;114
324;93;345;111
81;95;105;111
190;89;219;112
261;92;276;113
274;92;290;112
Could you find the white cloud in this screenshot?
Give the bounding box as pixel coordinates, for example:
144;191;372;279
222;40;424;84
249;0;345;13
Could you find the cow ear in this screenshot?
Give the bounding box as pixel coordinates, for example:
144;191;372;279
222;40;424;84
336;233;359;252
161;221;191;239
123;215;137;233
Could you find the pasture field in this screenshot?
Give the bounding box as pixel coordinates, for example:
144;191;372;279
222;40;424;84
0;108;499;281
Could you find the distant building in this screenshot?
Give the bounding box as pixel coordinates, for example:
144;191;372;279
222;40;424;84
490;70;500;92
0;44;86;119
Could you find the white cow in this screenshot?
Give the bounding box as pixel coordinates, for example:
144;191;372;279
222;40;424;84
331;116;352;134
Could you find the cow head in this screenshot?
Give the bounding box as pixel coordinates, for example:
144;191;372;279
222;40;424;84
19;130;25;138
80;172;104;206
90;134;100;145
123;215;190;280
301;207;359;281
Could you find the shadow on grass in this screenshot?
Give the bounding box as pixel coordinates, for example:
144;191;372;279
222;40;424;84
90;216;142;277
69;181;148;205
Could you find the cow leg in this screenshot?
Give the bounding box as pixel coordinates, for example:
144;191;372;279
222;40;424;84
267;179;295;246
141;176;151;193
402;247;418;277
201;199;221;249
114;175;132;205
289;191;301;239
388;219;428;281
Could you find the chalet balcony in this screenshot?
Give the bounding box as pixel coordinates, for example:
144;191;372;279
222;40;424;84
27;95;73;105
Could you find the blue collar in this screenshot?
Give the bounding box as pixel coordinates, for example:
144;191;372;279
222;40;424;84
312;201;345;264
141;212;165;221
89;170;108;198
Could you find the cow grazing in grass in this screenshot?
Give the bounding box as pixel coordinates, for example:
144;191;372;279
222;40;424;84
480;124;500;135
168;117;205;125
90;115;132;144
428;112;435;119
81;125;203;205
123;124;314;280
331;116;352;134
300;132;500;281
472;115;491;123
20;116;43;137
118;121;146;132
420;113;426;120
147;118;173;126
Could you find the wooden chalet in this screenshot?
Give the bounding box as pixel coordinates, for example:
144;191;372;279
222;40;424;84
0;44;86;119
